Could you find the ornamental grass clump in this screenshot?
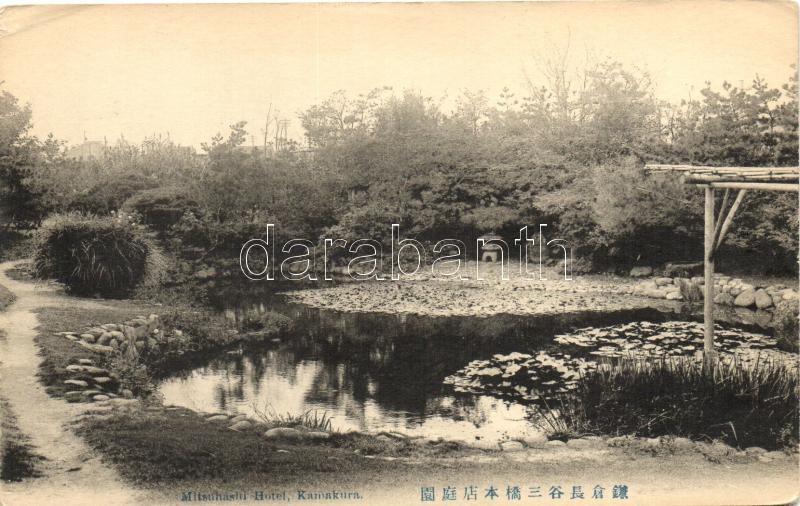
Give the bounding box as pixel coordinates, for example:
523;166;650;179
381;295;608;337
33;212;166;297
253;403;334;431
538;356;798;450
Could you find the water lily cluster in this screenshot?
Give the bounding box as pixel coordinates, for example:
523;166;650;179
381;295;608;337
444;321;796;405
553;321;788;363
443;351;597;402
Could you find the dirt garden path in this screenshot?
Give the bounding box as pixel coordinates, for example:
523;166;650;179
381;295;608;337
0;260;155;506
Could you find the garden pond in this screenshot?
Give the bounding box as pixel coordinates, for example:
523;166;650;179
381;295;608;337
158;291;794;444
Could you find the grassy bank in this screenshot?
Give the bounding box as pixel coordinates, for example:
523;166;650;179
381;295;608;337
75;405;464;487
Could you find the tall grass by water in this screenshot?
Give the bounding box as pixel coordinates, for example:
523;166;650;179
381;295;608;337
534;356;798;449
253;404;334;432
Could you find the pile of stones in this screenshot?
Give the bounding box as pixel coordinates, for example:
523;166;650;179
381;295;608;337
200;411;332;441
57;314;163;355
56;314;166;403
61;358;133;403
629;272;798;311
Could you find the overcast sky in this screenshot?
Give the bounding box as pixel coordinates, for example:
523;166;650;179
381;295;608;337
0;2;796;148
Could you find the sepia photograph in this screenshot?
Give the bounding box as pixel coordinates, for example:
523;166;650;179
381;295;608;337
0;2;798;505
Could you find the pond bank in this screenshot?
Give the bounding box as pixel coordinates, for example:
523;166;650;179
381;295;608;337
75;400;799;505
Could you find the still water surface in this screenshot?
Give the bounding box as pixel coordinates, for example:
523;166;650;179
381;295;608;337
159;295;683;442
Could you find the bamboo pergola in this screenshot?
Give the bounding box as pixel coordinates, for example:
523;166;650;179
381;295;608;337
645;164;800;363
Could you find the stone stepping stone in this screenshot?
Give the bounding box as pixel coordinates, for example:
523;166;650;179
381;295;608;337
307;431;331;440
499;441;524;452
64;391;84;403
64;379;89;389
263;427;303;440
66;364;109;375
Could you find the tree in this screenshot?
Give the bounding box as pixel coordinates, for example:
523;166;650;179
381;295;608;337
0;88;46;228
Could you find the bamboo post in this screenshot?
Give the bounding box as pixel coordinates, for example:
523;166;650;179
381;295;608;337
713;190;747;255
704;187;717;364
711;189;730;243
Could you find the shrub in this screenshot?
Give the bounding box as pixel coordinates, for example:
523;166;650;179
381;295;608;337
123;186;198;232
536;357;798;449
67;175;158;215
105;353;159;399
241;311;293;335
0;229;34;263
32;213;166;297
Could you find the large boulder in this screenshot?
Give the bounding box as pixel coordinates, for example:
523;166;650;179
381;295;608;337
630;266;653;278
713;293;735;305
754;289;773;309
734;307;758;325
734;288;756;307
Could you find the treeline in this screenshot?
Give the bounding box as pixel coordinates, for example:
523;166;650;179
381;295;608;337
1;60;797;274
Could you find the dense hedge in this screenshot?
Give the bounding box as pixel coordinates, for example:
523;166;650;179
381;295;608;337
33;213;165;297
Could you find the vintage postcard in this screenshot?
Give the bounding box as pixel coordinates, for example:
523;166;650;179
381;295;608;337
0;2;798;505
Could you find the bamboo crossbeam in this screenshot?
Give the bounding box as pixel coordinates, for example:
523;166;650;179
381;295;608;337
700;182;800;192
685;176;799;185
646;163;800;174
648;164;798;182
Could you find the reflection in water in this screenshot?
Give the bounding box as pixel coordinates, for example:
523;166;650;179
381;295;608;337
159;296;679;442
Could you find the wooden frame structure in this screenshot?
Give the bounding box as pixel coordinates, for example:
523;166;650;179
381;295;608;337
645;164;800;363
